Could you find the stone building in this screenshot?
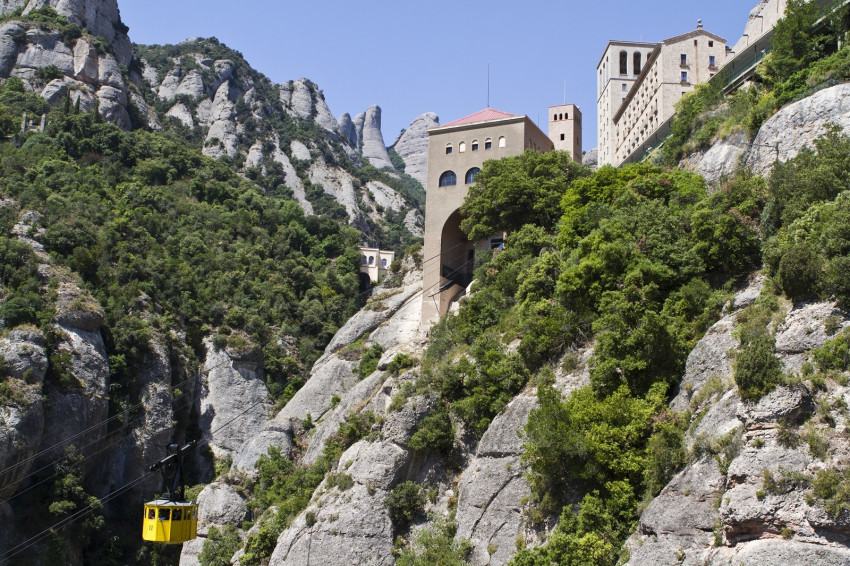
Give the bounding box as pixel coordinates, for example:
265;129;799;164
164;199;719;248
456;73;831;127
420;108;553;324
548;104;582;161
597;23;726;166
359;247;395;283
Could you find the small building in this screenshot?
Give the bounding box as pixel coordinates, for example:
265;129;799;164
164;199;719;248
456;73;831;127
548;104;582;161
420;108;554;324
359;247;395;282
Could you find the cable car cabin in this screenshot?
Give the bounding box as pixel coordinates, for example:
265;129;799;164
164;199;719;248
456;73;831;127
142;500;198;544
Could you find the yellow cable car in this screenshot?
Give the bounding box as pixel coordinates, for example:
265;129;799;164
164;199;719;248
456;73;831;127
142;441;199;544
142;500;199;544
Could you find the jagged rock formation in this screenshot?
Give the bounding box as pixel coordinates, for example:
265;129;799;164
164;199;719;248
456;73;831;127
582;147;598;168
391;112;439;187
624;275;850;565
0;0;135;128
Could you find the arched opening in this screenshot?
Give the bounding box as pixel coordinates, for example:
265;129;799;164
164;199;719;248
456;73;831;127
459;141;466;153
471;140;479;151
361;255;367;265
634;51;642;74
439;170;457;187
484;138;492;150
465;167;480;184
445;143;453;154
368;256;374;265
619;50;628;75
498;136;506;148
440;210;475;290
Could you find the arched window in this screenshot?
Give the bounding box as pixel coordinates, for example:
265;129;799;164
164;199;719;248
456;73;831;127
361;255;367;265
634;51;642;74
553;114;557;121
381;258;387;267
471;140;479;151
484;138;492;150
459;141;466;153
445;143;453;154
619;50;628;75
465;167;480;184
368;256;374;265
439;170;457;187
498;136;506;148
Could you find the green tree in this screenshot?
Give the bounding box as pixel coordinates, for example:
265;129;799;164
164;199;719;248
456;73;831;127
460;150;589;239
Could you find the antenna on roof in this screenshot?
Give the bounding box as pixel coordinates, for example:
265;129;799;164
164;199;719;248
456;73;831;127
487;64;490;108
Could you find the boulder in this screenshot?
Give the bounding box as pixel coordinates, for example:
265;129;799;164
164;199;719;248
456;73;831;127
681;130;748;184
166;102;194;128
288;78;313;120
746;83;850;176
268;483;394;566
174;69;205;98
0;22;23;76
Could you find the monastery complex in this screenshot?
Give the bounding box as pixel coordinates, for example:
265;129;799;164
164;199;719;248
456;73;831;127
419;0;824;321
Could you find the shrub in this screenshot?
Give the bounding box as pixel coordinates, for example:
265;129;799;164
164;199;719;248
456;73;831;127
386;481;425;534
387;352;415;375
408;406;454;453
198;525;240;566
778;243;821;299
396;515;472;566
734;333;783;401
357;343;384;378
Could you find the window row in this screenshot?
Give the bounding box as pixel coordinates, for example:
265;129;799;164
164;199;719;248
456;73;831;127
445;137;505;154
439;168;480;187
361;255;388;267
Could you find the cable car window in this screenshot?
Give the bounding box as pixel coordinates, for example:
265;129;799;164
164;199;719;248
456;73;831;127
159;509;170;521
148;509;155;520
173;509;182;521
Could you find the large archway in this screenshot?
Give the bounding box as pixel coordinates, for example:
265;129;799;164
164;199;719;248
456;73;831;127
440;210;475;289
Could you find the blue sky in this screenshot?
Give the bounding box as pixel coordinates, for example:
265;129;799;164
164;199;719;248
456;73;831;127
120;0;757;150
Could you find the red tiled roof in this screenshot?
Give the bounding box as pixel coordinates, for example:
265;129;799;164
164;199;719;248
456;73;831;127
441;108;517;128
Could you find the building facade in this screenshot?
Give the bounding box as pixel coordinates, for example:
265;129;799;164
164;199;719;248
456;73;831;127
359;247;395;282
597;23;726;167
421;109;554;324
548;104;582;161
596;40;658;166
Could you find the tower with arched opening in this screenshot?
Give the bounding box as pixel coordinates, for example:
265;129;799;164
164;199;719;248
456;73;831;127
421;109;554;324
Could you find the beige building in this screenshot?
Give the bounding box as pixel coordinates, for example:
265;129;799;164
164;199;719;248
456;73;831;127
597;23;726;166
548;104;582;161
421;108;554;324
596;40;657;166
359;247;395;282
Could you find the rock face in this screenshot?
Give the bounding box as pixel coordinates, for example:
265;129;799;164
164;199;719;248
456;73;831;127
391;112;439;187
746;83;850;176
0;0;134;128
625;277;850;566
359;105;394;170
681;130;748;184
198;339;274;459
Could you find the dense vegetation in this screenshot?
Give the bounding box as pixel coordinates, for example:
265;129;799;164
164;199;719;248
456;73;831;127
0;71;362;563
402;101;850;563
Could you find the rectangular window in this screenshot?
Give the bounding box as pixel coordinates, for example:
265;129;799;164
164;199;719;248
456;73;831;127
708;40;714;47
680;54;687;65
681;71;688;83
709;55;716;66
622;83;627;91
560;133;565;140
